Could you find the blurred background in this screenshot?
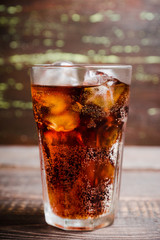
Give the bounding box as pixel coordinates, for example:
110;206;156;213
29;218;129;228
0;0;159;145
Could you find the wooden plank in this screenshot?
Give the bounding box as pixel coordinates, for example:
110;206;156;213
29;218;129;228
0;146;40;168
121;171;160;199
0;168;42;199
0;168;160;199
0;146;160;169
0;168;159;239
0;147;160;239
123;146;160;170
0;198;159;239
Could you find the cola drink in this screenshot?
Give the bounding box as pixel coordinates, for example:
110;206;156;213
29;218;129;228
30;65;131;230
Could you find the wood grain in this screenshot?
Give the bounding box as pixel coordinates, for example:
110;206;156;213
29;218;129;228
1;146;160;169
0;147;160;239
0;198;159;239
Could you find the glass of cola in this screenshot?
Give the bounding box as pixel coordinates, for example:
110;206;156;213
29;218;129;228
30;63;132;230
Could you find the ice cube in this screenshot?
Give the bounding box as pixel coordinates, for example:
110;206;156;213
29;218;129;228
84;78;129;113
99;161;115;184
83;70;110;86
99;68;131;85
44;92;71;115
97;125;120;149
81;103;106;128
39;61;79;86
45;111;80;132
110;82;130;110
83;71;115;112
32;87;71;115
52;61;73;66
85;157;115;186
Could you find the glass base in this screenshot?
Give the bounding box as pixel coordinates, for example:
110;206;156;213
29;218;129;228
44;205;114;231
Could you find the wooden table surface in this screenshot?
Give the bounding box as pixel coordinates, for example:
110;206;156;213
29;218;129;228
0;146;160;240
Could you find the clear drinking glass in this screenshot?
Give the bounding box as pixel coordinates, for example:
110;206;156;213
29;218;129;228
30;63;132;231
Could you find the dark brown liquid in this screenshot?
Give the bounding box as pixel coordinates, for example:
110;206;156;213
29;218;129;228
31;80;129;219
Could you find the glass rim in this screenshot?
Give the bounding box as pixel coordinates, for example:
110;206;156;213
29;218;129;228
31;64;132;70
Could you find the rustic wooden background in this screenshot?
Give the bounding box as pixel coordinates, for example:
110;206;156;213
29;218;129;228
0;0;160;145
